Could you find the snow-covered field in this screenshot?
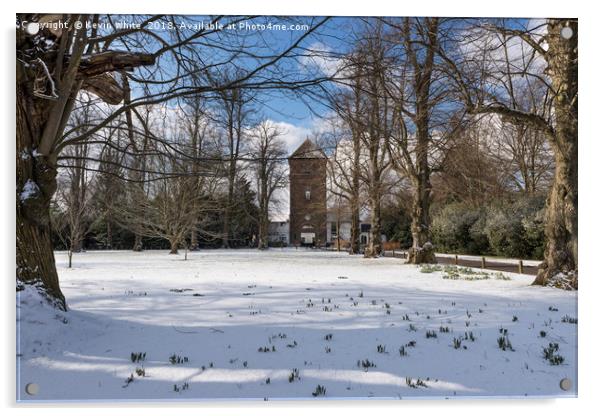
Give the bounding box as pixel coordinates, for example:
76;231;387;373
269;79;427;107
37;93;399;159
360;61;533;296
17;249;577;401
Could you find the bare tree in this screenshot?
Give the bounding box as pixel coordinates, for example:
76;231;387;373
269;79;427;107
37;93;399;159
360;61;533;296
51;149;95;269
349;26;396;257
116;104;222;254
178;93;212;251
440;18;577;288
91;126;128;249
16;14;331;308
482;84;554;195
325;72;366;254
249;120;288;249
433;118;508;206
54;104;96;255
211;78;255;249
122;75;152;252
383;17;453;264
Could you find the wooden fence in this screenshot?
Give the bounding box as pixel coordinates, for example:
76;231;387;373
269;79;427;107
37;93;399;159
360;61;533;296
381;250;539;276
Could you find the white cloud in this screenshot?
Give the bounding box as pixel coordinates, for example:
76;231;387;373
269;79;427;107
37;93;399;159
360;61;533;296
268;120;312;154
298;42;345;78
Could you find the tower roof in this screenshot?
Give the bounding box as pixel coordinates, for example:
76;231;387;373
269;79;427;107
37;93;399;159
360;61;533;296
289;138;326;159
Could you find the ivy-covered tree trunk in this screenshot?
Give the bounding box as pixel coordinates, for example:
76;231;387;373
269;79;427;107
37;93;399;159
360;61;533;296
407;122;436;264
406;174;436;264
533;19;578;289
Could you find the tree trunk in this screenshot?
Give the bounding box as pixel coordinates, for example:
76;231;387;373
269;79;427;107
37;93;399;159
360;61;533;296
222;208;231;248
347;79;363;255
258;212;269;250
123;73;146;253
16;85;66;309
106;219;112;249
169;239;179;254
364;193;382;257
132;234;143;252
190;226;199;251
533;19;578;289
336;217;341;252
222;169;234;248
15;16;87;310
348;162;361;254
222;116;239;249
405;18;438;265
406;176;436;264
257;173;269;250
17;203;66;309
16;16;155;309
71;231;83;253
350;205;360;254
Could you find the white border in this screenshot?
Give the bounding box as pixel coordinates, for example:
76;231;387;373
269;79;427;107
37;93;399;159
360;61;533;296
2;1;600;415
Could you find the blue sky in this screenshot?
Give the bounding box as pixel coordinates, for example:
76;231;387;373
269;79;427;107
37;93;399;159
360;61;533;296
116;15;352;151
118;15;542;155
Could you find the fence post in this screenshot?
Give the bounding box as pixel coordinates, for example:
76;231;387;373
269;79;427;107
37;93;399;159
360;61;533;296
481;257;486;269
518;260;524;274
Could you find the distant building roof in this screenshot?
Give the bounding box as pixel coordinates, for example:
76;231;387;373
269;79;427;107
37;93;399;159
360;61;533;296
289;138;326;159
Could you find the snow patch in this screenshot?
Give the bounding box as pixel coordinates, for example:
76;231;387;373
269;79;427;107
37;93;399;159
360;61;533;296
19;179;39;202
546;271;577;290
17;250;577;401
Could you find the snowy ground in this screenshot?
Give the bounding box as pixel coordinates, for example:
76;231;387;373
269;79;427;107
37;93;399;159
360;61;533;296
17;249;577;402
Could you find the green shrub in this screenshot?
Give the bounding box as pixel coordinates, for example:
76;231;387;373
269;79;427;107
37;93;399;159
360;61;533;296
432;203;489;255
483;196;545;259
431;196;545;260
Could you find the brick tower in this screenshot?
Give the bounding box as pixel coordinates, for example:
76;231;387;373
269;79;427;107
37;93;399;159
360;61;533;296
289;139;327;246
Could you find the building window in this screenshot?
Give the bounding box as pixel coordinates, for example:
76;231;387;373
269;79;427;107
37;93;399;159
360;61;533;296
305;190;311;200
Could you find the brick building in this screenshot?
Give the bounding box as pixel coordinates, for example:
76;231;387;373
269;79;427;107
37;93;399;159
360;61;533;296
288;139;327;246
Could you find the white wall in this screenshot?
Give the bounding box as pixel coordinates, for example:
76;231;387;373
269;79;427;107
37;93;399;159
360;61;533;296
268;222;289;244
